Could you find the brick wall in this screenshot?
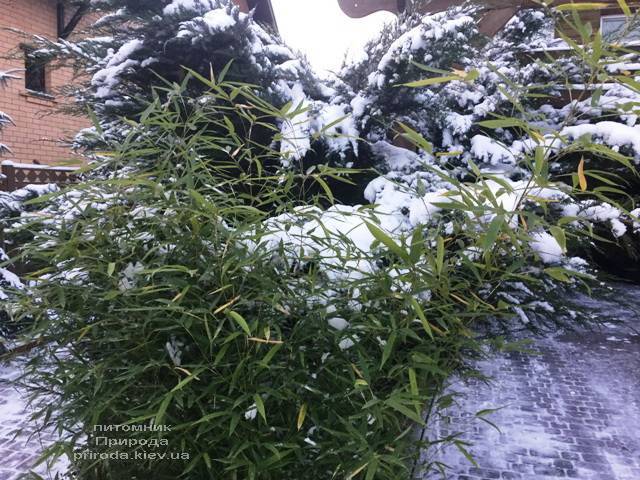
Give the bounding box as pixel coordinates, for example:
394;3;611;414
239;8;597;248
0;0;89;166
0;0;260;167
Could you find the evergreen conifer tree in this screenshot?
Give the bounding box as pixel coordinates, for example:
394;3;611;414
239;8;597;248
0;70;17;156
1;70;20;347
27;2;640;275
36;0;365;192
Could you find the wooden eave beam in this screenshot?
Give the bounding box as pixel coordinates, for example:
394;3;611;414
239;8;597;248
57;1;90;40
338;0;625;19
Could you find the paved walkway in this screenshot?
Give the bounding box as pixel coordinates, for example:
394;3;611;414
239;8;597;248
0;365;37;480
0;363;62;480
425;284;640;480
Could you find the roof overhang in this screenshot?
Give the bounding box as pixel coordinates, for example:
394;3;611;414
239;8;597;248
239;0;279;32
337;0;627;37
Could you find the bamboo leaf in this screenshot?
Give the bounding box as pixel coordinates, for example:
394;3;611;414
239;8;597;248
555;3;610;11
154;392;173;426
408;368;420;414
545;267;571;283
346;463;369;480
401;75;460;88
228;310;251;336
385;397;425;425
410;298;434;340
578;158;588;191
454;440;479;467
409;228;424;263
380;332;396;368
297;403;307;431
170;368;204;393
436;236;445;275
549;226;567;253
617;0;632;17
396;122;433;153
314;175;335;204
534;146;545;176
365;457;380;480
254;394;267;422
478;118;525;129
203;452;212;470
482;216;504;252
408;368;418;396
261;343;283;366
365;222;409;262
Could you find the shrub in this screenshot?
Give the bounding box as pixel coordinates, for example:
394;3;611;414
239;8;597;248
12;71;603;480
1;70;28;349
10;4;640;480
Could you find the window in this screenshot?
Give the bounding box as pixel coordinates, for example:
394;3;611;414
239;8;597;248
601;15;640;42
23;46;47;94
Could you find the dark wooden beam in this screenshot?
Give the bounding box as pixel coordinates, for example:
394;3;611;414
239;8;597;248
58;1;90;40
56;2;65;38
478;6;520;36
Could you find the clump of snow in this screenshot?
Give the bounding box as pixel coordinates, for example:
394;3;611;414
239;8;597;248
0;267;22;300
118;262;144;291
202;8;237;32
562;121;640;159
92;39;144;99
163;0;217;16
350;93;371;119
471;135;515;166
244;404;257;421
564;201;628;239
372;11;476;88
313;103;359;157
278;82;311;166
530;231;563;264
165;337;184;366
370;141;427;173
631;208;640;233
408;191;449;227
328;317;349;331
338;338;355;350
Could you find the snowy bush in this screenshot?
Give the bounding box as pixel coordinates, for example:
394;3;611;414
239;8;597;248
0;70;22;348
0;70;18;156
32;0;369;197
333;5;640;279
13;70;608;479
35;2;640;270
0;184;59;348
10;2;640;478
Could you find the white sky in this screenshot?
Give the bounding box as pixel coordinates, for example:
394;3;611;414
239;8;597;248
270;0;395;75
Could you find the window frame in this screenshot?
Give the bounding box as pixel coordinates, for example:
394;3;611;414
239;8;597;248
21;45;48;95
600;14;640;42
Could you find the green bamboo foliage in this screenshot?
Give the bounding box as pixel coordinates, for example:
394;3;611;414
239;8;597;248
7;5;640;480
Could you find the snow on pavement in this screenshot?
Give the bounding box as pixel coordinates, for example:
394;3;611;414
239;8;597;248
0;362;63;480
422;283;640;480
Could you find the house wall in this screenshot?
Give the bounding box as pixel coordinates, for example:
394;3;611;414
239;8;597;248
0;0;258;168
0;0;89;166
